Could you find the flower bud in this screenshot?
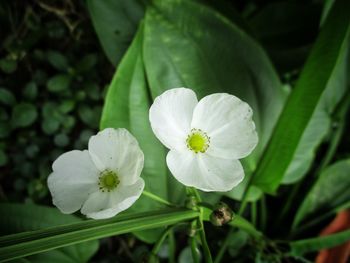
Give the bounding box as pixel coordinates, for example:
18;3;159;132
210;202;234;226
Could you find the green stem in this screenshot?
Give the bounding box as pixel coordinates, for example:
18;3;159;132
197;218;213;263
251;201;257;227
151;224;187;261
190;235;200;263
276;183;301;226
187;187;213;263
291;201;350;238
238;176;255;216
151;226;173;258
238;197;248;216
213;227;234;263
259;194;267;232
142;190;174;207
168;230;176;263
316;91;349;174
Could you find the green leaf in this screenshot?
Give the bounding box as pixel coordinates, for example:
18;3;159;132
252;0;350;193
100;24;175;242
78;105;101;129
87;0;145;66
54;134;70;147
0;208;198;262
75;54;97;73
42;118;60;135
47;51;69;71
0;88;16;106
11;103;38;128
282;29;349;184
292;159;350;230
0;58;17;74
0;203;98;263
23;82;38;100
47;74;72;92
290;229;350;256
143;0;287;201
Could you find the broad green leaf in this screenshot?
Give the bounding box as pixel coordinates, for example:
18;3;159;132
0;203;98;263
87;0;145;66
252;0;350;193
11;103;37;128
292;159;350;230
290;229;350;256
0;208;198;262
282;42;348;184
143;0;287;201
100;24;182;242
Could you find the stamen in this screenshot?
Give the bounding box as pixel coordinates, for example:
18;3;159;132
186;128;210;153
98;170;120;192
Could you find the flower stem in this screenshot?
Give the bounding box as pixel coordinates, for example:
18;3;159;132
142;190;174;206
187;187;213;263
168;230;176;263
251;201;257;227
197;217;213;263
150;226;172;257
190;235;200;263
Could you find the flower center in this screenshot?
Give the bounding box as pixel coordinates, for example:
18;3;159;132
186;128;210;153
98;170;120;192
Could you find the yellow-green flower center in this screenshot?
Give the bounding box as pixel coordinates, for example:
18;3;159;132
98;170;120;192
186;128;210;153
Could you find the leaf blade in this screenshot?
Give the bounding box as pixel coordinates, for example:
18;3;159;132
290;229;350;256
0;208;198;262
252;0;350;193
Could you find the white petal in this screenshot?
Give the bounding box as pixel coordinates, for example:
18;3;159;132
149;88;198;151
166;150;244;192
192;93;258;159
81;179;145;219
47;150;99;214
88;128;144;185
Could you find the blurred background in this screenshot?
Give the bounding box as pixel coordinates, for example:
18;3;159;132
0;0;114;205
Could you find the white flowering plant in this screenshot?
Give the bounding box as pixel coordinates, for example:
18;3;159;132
1;0;350;263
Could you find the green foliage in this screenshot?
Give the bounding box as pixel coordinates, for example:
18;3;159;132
0;88;16;106
0;207;198;262
11;103;38;128
47;74;72;93
292;159;350;230
290;229;350;256
0;0;110;204
0;203;98;263
87;0;145;66
252;0;350;193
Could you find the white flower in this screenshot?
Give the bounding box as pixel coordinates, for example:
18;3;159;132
47;128;145;219
149;88;258;192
